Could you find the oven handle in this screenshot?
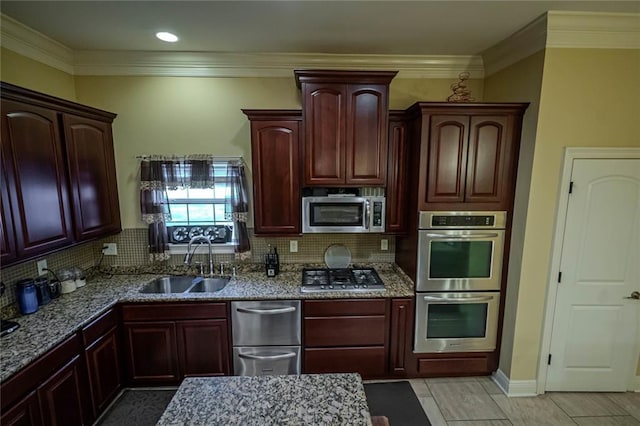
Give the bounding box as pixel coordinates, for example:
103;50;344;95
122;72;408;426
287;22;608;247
238;352;297;361
425;233;499;239
422;295;495;302
236;306;296;315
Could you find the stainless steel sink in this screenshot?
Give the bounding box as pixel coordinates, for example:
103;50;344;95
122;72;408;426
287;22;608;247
140;275;230;294
188;276;230;293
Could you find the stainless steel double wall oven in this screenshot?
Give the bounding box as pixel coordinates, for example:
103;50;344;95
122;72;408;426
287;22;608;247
414;211;506;353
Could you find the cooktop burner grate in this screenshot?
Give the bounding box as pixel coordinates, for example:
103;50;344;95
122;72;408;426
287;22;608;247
301;268;385;293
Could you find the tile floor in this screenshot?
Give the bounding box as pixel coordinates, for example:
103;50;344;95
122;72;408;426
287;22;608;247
368;376;640;426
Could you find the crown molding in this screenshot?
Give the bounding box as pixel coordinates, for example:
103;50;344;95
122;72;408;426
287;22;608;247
0;14;74;74
547;11;640;49
72;50;484;79
482;13;547;77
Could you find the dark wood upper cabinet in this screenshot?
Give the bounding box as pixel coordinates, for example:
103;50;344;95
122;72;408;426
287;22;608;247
63;114;121;241
243;110;301;236
295;70;397;186
406;102;528;211
0;82;120;266
1;100;74;259
386;112;409;234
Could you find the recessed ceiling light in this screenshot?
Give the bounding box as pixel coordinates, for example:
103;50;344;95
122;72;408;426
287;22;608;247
156;32;178;43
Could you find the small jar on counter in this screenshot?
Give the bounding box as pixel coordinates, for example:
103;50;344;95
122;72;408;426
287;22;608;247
72;267;86;288
58;269;76;294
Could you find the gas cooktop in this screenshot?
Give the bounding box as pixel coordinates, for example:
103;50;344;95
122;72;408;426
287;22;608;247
301;268;385;293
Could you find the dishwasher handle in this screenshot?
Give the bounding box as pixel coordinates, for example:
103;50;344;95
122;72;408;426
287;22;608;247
238;352;297;361
236;306;296;315
423;295;495;302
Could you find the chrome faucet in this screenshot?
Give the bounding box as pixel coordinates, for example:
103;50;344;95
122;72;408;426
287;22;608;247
184;236;214;276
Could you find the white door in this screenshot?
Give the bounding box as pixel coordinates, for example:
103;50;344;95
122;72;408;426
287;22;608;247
546;158;640;391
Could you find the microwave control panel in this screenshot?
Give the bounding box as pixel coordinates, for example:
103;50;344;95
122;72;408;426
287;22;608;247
372;201;384;227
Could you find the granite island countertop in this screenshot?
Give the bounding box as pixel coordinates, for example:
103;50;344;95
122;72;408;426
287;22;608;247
156;373;372;426
0;264;414;383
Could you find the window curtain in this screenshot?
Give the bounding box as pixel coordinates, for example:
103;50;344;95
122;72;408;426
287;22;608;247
139;155;249;261
225;162;251;261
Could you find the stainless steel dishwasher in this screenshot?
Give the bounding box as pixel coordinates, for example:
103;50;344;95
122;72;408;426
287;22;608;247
231;300;301;375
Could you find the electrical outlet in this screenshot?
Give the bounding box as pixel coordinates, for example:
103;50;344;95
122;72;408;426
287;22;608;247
380;239;389;251
102;243;118;256
37;259;48;276
289;240;298;253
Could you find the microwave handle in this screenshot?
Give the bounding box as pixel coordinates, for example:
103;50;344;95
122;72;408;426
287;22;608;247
364;199;370;230
423;295;495;302
425;233;499;239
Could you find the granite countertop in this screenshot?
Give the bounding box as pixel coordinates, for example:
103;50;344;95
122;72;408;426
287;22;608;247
0;264;414;383
156;373;372;426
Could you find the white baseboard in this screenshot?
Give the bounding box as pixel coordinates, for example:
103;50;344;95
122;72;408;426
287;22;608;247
492;369;538;397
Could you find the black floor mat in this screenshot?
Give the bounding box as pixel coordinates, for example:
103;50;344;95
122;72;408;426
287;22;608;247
96;389;176;426
364;381;431;426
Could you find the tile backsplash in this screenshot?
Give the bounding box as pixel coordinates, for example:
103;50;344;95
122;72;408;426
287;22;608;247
0;228;395;311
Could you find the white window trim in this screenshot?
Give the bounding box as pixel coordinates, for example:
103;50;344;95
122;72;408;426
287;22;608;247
168;242;235;255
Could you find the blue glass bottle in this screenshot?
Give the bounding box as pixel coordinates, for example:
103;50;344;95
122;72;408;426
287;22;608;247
16;279;38;315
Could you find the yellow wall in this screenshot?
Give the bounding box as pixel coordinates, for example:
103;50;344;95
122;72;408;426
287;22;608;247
483;50;546;377
74;75;479;228
0;48;76;100
510;48;640;381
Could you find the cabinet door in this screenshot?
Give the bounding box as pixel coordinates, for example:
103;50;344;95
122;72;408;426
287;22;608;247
465;115;509;205
37;355;90;426
85;326;122;418
303;83;345;185
62;114;121;241
0;391;42;426
250;120;300;235
177;319;230;377
386;117;409;233
426;115;469;204
345;84;388;185
124;321;179;384
1;147;17;265
389;298;413;376
1;100;73;259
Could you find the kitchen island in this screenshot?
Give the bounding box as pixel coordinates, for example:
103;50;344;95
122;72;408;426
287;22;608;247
156;373;372;426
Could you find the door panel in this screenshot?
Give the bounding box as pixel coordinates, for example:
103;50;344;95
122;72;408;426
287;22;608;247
547;158;640;391
427;116;468;203
124;322;179;384
1;100;73;258
465;116;508;203
177;319;230;377
63;114;121;240
345;85;387;184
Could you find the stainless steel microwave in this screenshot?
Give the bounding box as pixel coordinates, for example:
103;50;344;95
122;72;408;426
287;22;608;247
302;196;385;233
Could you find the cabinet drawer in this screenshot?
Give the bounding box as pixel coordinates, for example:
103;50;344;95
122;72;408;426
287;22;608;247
121;302;227;321
304;299;386;316
82;307;117;346
305;316;386;347
416;355;490;377
304;347;386;378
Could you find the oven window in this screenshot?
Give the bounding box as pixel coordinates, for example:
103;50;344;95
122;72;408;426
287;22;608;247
426;303;488;338
430;241;492;278
310;203;363;226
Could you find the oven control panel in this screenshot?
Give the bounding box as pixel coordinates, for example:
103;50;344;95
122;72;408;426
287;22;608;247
420;211;506;229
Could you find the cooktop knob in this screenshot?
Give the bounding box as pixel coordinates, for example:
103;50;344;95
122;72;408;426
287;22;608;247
329;285;334;289
341;284;347;289
320;285;325;289
363;284;368;288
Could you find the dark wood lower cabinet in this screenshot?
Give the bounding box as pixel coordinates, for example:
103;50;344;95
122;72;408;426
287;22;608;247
304;347;387;377
389;298;413;377
124;321;179;385
85;326;122;416
302;299;389;379
0;391;42;426
416;354;491;376
37;355;90;426
177;319;230;377
121;303;231;385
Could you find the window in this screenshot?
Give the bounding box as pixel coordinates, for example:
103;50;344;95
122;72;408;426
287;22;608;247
165;163;234;246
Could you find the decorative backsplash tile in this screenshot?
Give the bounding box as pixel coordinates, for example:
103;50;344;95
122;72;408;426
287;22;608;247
0;228;395;312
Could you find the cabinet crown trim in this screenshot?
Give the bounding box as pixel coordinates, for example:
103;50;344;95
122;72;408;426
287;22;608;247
294;70;398;88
